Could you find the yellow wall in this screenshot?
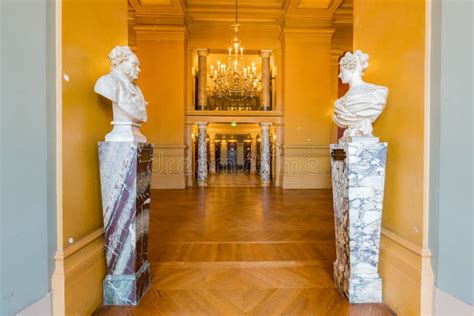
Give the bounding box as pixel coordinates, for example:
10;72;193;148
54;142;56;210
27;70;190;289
62;0;127;247
134;29;188;188
137;39;186;145
353;0;432;314
354;0;426;249
280;29;333;189
59;0;127;314
282;30;333;145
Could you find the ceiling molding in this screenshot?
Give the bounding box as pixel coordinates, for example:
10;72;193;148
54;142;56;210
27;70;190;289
130;0;352;39
184;0;285;9
129;0;184;14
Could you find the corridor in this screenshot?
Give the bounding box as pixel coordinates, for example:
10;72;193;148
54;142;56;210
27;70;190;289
207;174;261;187
94;188;393;315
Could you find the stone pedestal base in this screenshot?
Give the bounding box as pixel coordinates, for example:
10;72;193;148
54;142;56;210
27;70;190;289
197;180;207;187
98;142;153;305
103;261;151;305
334;262;382;303
330;138;387;304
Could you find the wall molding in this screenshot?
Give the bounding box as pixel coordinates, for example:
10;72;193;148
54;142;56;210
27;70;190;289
54;228;104;261
52;229;105;316
282;144;329;150
382;228;432;257
379;228;434;315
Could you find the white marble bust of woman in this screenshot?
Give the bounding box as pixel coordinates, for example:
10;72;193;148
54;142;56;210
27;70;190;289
333;50;388;141
95;46;148;142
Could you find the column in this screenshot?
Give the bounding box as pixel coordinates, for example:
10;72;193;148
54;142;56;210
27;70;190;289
196;122;208;185
221;140;228;173
209;134;216;174
197;49;208;110
260;122;271;185
259;50;272;110
250;135;257;174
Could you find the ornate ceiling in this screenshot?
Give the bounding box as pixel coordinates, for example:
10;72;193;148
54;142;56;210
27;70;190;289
129;0;352;51
129;0;352;26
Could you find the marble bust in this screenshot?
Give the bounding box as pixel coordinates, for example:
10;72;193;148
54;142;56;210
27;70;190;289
95;46;148;142
333;50;388;141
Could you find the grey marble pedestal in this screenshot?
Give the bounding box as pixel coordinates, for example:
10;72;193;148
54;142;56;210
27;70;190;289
330;138;387;303
98;142;153;305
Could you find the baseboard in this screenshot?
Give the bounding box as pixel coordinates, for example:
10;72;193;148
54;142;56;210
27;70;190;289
379;228;434;315
52;228;105;316
16;292;52;316
433;287;474;315
152;144;187;189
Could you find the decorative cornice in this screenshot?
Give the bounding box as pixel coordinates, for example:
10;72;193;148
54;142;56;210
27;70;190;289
280;27;334;42
186;110;283;117
134;25;188;41
130;0;349;28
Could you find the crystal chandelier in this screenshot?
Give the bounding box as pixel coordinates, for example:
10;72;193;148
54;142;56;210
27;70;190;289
208;0;261;102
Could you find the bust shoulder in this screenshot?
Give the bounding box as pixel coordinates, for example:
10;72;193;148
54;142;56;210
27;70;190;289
365;83;388;98
94;74;119;103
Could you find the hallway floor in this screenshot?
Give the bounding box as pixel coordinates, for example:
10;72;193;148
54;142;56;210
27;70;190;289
94;188;394;315
207;173;261;187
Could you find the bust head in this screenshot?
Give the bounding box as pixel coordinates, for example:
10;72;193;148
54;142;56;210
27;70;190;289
338;50;369;85
109;46;141;82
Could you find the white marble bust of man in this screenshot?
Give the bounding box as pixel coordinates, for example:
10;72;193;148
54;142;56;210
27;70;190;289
333;50;388;141
95;46;148;142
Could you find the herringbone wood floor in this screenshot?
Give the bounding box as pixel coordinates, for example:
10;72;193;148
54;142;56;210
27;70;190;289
94;187;394;316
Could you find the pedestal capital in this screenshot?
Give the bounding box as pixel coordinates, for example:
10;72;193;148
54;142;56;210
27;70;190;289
259;49;272;58
196;48;209;57
260;122;272;129
196;122;209;129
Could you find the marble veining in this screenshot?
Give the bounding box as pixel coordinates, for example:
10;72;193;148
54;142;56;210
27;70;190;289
197;122;208;184
99;142;153;305
260;123;271;183
330;138;387;303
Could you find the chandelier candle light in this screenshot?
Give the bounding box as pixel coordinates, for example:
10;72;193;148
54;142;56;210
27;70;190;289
208;0;262;104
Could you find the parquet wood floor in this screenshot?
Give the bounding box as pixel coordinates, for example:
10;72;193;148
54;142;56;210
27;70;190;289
207;174;262;187
93;187;395;316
